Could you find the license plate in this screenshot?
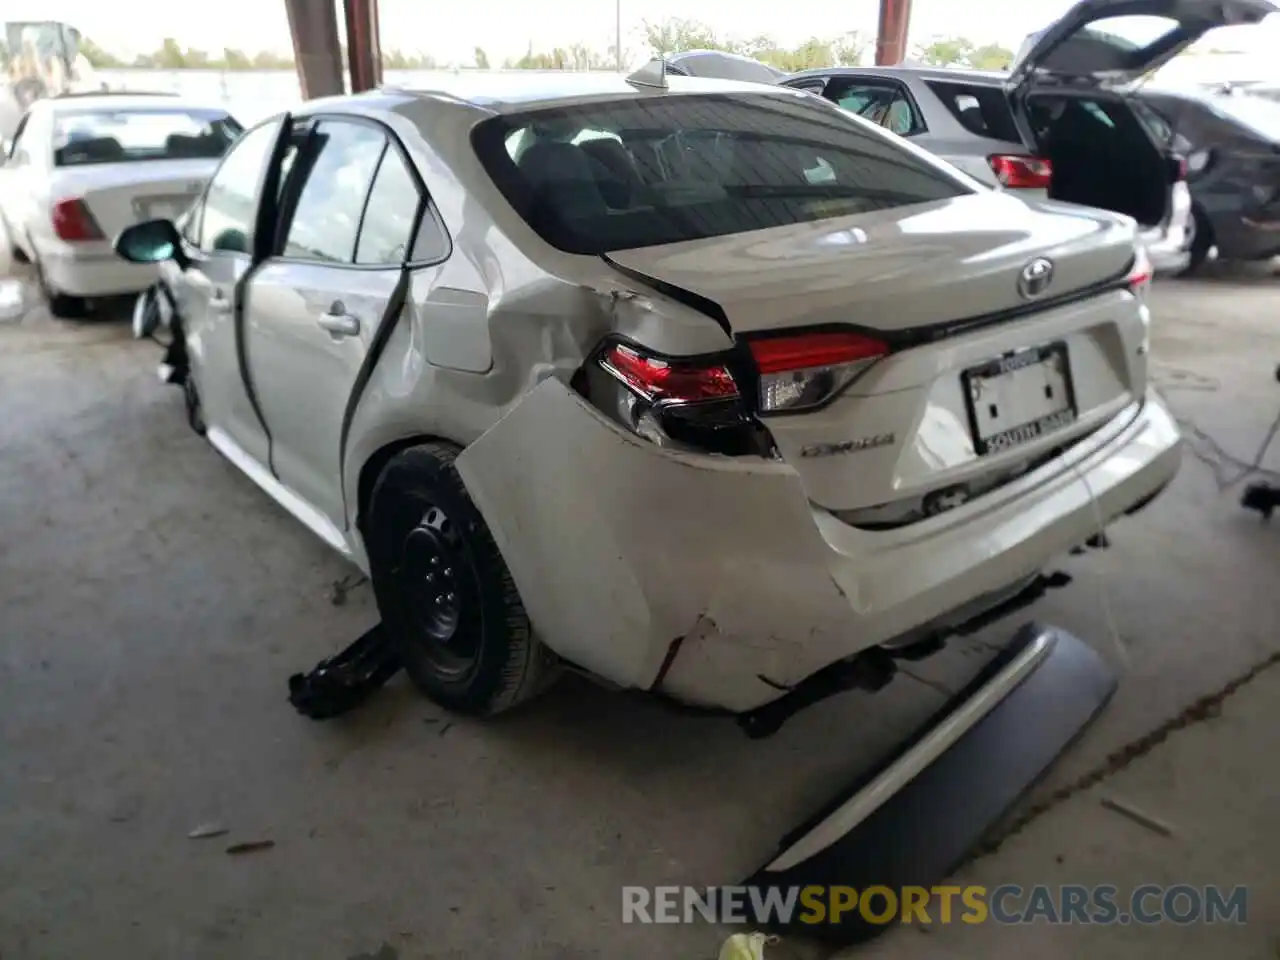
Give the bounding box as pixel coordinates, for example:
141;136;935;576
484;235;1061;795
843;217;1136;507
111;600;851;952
961;342;1076;456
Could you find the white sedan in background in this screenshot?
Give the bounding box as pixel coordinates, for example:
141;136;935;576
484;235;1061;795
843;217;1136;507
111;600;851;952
0;93;243;317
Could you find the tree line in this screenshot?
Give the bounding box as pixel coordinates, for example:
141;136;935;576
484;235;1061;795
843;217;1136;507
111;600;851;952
80;19;1016;74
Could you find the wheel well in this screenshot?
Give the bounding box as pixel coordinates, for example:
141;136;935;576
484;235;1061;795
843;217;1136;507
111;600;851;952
356;435;464;533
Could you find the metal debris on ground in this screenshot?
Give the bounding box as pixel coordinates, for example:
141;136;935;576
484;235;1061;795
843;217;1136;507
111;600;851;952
188;823;229;839
1100;796;1175;837
329;573;369;606
225;840;275;855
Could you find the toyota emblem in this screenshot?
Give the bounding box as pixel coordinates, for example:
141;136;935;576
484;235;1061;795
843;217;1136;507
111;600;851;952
1018;257;1055;299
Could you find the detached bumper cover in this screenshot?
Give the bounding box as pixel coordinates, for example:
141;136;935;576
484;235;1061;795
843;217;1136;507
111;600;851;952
743;621;1116;945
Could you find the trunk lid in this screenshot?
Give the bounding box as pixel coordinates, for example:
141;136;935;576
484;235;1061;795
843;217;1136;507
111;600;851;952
606;191;1136;336
1009;0;1276;92
609;192;1148;517
51;159;217;239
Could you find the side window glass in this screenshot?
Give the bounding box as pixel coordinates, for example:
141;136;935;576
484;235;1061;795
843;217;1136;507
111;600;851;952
355;148;429;265
198;119;282;254
281;120;386;264
830;82;922;136
834;86;876;113
787;79;827;96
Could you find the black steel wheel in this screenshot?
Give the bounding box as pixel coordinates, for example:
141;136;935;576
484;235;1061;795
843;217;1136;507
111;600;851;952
365;442;556;715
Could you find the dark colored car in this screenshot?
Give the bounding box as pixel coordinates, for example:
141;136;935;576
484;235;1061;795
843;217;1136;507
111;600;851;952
1135;86;1280;271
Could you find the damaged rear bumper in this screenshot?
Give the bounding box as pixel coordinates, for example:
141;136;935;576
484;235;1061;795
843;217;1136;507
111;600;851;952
455;380;1180;713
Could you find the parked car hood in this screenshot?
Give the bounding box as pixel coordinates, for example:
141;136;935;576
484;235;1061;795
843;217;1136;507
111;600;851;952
1009;0;1276;90
606;191;1137;336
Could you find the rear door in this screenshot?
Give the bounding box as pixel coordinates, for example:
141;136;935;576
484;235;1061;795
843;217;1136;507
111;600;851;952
242;115;430;531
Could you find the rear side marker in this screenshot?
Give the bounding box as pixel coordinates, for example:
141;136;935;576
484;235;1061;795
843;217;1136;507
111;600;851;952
741;622;1116;946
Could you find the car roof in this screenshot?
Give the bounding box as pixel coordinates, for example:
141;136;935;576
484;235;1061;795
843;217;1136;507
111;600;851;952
39;93;231;115
377;70;793;115
788;65;1010;87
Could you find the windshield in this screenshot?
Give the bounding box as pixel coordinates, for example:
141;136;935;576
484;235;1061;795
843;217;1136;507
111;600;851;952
53;108;244;167
473;93;971;255
1209;94;1280;142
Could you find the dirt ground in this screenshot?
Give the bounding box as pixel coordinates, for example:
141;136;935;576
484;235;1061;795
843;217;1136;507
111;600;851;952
2;251;1279;960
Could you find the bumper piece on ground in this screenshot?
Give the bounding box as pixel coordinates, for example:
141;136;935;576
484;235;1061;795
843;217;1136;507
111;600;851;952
741;621;1116;946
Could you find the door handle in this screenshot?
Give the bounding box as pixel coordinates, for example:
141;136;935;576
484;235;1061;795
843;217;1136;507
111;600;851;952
317;306;360;338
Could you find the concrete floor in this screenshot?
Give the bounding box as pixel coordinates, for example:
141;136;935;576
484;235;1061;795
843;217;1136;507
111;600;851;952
2;245;1279;960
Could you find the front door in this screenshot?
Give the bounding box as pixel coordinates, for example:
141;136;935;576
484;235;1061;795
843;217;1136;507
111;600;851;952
178;117;288;467
243;117;425;531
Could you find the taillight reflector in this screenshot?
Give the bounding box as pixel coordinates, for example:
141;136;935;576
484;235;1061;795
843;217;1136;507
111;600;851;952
51;198;104;242
989;154;1053;190
599;343;739;403
1128;246;1154;294
750;331;890;414
748;330;889;374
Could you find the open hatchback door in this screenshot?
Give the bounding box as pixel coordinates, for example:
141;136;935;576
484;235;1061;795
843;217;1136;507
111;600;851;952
1009;0;1277;91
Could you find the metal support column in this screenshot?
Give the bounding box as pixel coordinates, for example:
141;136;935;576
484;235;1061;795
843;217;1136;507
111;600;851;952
284;0;345;99
875;0;913;66
343;0;383;93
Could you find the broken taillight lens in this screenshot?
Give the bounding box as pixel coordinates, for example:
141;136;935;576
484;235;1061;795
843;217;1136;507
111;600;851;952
598;342;739;403
1127;245;1154;297
749;330;890;414
988;154;1053;190
587;340;764;455
52;198;105;243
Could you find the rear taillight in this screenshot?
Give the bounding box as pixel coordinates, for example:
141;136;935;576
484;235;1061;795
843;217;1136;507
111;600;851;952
51;198;104;242
1128;246;1154;296
587;341;763;455
749;330;889;414
598;342;739;403
1168;154;1189;182
988;154;1053;190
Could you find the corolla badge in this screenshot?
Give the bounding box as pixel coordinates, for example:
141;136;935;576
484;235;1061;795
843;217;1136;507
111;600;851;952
799;434;895;458
1017;257;1055;299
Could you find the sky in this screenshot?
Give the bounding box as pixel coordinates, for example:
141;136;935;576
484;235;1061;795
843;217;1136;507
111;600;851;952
11;0;1279;67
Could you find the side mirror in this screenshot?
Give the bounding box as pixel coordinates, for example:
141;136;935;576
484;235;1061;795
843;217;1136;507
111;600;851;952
116;218;183;265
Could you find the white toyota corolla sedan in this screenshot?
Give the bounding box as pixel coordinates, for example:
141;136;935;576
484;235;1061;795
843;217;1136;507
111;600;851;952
0;92;243;316
113;69;1182;725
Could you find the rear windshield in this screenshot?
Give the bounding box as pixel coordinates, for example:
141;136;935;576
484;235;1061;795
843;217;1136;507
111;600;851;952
53;108;244;167
472;93;971;255
926;81;1022;143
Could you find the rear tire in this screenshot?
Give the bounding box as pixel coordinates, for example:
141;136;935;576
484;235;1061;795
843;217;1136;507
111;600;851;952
365;443;555;716
1177;205;1213;277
